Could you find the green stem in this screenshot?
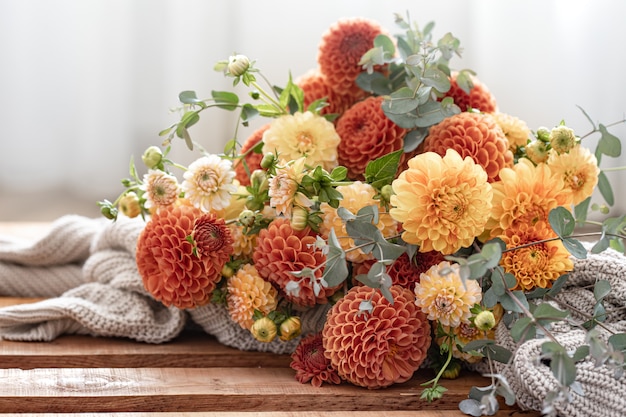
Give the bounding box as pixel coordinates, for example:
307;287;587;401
251;81;285;113
421;338;454;388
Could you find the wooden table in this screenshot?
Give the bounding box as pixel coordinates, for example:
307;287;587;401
0;222;538;416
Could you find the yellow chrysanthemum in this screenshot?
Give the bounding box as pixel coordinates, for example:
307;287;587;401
414;261;482;327
439;321;496;364
390;149;492;255
485;158;571;239
227;263;278;330
492;112;531;152
500;221;573;291
268;157;311;217
320;181;397;263
547;145;599;206
262;111;340;171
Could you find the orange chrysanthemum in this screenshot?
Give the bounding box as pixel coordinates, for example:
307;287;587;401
252;218;338;307
336;96;408;180
317;18;384;97
234;124;270;186
421;112;513;182
226;263;278;330
547;144;599;206
322;285;431;389
297;69;358;118
290;333;341;387
485;158;571;239
136;205;233;309
390;149;493;255
443;73;497;113
500;221;573;291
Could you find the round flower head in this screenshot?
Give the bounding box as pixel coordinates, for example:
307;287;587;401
485;158;571;239
443;73;497;113
118;192;141;218
525;140;550;164
422;112;513;182
252;217;339;307
136;205;233;309
414;261;482;327
492;112;531;152
549;125;577;154
291;333;341;387
262;111;340;172
296;69;358;118
227;263;278;330
322;285;431;389
234;124;270;186
547;144;599;206
390;149;493;255
141;169;180;212
336;96;408;180
320;181;397;263
317;17;385;97
182;154;237;213
500;221;573;291
268;157;311;218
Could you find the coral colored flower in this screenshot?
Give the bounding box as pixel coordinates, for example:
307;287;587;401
182;154;237;212
547;144;599;206
320;181;397;263
262;111;340;171
422;112;513;182
136;205;233;309
234;124;270;186
142;169;179;211
291;333;341;387
390;149;493;255
268;157;311;217
439;321;495;364
485;158;571;239
414;261;482;327
227;263;278;330
322;285;431;389
500;221;573;291
443;73;497;113
296;69;358;118
336;96;408;180
492;112;531;152
317;18;385;97
252;218;338;307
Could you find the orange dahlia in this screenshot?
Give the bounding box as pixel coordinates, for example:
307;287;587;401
390;149;493;255
234;124;270;186
317;18;384;97
500;221;573;291
136;205;233;309
322;285;431;389
226;263;278;330
296;69;358;118
336;96;408;180
252;218;338;307
442;73;497;113
421;112;513;182
547;144;599;206
290;333;341;387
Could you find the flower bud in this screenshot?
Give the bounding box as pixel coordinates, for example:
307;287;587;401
221;264;234;279
290;206;309;231
250;316;277;343
380;184;394;203
260;153;276;169
549;125;577;154
536;127;551;142
238;209;256;228
525;140;549;164
142;146;163;169
474;310;496;331
441;360;461;379
279;316;302;341
227;54;250;77
250;169;268;192
99;204;118;220
118;192;141;218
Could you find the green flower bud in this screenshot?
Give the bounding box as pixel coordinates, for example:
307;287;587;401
99;203;118;220
441;360;461;379
536;127;551;142
118;192;142;218
227;54;250;77
141;146;163;169
290;206;309;231
380;184;394;203
525;140;549;164
260;153;276;169
250;169;268;192
549;125;577;154
250;316;277;343
474;310;496;331
279;316;302;341
238;209;256;228
221;264;234;279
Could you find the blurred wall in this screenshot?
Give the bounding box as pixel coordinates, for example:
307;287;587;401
0;0;625;220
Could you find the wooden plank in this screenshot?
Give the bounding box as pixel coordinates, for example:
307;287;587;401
0;412;539;417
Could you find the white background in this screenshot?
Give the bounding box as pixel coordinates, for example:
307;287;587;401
1;0;625;220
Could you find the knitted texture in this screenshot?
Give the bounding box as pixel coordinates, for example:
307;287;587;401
495;244;626;417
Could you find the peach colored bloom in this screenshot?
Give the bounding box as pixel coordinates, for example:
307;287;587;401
290;333;341;387
492;112;531;152
421;112;513;182
443;73;497;113
234;124;270;186
228;223;257;260
390;149;493;255
142;169;179;212
547;144;599;206
268;157;310;217
227;263;278;330
414;261;482;327
322;285;431;389
182;154;237;212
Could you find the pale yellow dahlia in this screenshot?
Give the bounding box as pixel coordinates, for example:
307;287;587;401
547;145;599;206
390;149;492;255
268;157;311;217
142;169;179;212
414;261;482;328
182;154;237;212
485;158;571;239
492;112;531;152
320;181;397;263
500;221;573;291
227;263;278;330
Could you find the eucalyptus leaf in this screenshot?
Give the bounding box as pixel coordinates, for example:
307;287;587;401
373;34;396;55
403;128;428;153
563;237;587;259
511;316;535;343
533;303;569;321
608;333;626;351
211;90;239;110
594;280;611;301
546;273;568;297
421;67;451;92
345;220;378;254
179;90;202;104
385;87;420;114
598;123;622;158
574;197;591;225
499;290;528;314
549;207;575;237
598;171;615;206
458;399;483;417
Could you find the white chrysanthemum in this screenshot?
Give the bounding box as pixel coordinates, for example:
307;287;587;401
182;155;237;212
141;170;179;210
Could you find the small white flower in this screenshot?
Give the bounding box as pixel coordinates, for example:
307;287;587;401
182;154;237;212
141;170;179;210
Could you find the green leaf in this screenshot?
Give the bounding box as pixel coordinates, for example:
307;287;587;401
598;123;622;157
211;90;239;111
372;239;406;263
533;303;569;321
386;87;420;114
549;207;576;237
546;273;569;297
598;171;615;206
403;128;428;153
594;280;611;301
421;67;451;92
562;237;587;259
355;72;391;95
574;197;591;225
573;345;590;362
322;229;349;287
499;290;529;314
544;343;577;386
240;103;259;125
485;344;513;363
374;34;396;55
511;316;535;343
345;220;378;254
608;333;626;351
364;149;402;189
179;90;203;105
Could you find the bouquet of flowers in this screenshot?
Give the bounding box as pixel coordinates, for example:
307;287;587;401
99;13;626;416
